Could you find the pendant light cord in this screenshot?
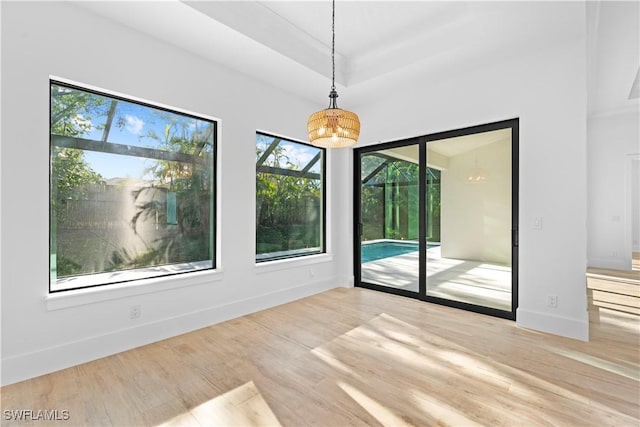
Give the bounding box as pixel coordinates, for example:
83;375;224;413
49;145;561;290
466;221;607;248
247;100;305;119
331;0;336;92
328;0;339;109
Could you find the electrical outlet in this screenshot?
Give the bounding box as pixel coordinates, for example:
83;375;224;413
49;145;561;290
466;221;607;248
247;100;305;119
533;217;543;230
547;295;558;308
129;304;141;320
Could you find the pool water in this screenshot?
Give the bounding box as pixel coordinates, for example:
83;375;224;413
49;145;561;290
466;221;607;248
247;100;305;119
361;241;424;263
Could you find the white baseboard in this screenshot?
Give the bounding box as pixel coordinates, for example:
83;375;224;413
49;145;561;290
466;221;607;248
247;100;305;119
1;278;338;386
588;257;631;271
337;275;355;288
516;308;589;341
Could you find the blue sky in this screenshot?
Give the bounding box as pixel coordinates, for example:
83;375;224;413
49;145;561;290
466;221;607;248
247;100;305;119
82;100;168;180
56;88;213;180
56;86;319;180
256;134;322;174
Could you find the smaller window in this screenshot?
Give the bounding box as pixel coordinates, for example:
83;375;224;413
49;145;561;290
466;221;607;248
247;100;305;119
256;132;325;262
50;81;216;292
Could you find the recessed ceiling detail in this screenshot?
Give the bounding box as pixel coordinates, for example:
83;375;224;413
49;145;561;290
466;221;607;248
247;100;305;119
73;1;637;114
629;67;640;100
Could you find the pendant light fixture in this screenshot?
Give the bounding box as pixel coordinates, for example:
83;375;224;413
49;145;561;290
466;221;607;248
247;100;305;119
466;142;488;184
308;0;360;148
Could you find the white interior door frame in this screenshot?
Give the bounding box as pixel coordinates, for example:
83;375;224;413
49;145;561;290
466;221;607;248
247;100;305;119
624;153;640;264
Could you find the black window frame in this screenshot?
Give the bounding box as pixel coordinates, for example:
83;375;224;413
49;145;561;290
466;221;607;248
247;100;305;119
49;79;217;293
255;131;326;263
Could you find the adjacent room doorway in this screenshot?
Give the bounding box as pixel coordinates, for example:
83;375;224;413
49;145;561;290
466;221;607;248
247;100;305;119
354;119;519;319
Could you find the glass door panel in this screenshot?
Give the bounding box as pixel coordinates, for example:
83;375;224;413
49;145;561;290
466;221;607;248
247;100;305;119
425;129;513;312
360;144;420;293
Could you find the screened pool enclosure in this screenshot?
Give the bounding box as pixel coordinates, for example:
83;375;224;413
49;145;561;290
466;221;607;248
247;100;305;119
360;151;440;243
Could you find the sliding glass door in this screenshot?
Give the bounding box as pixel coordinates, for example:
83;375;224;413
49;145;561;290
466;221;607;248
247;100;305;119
358;143;420;293
355;120;518;319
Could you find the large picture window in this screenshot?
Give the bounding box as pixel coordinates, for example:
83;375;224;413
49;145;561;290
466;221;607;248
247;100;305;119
256;132;325;262
50;81;216;292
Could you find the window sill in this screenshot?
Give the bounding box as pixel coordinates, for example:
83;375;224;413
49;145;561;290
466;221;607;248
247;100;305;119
46;268;224;311
255;253;333;274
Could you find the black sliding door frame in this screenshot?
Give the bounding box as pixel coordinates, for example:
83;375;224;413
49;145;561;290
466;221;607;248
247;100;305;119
354;136;424;300
354;118;519;320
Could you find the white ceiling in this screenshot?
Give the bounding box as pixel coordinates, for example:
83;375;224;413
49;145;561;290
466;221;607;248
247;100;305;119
352;128;510;165
75;1;638;115
587;1;640;116
428;128;511;158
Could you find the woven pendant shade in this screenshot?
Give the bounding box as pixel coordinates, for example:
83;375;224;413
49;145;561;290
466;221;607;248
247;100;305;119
307;0;360;148
308;108;360;148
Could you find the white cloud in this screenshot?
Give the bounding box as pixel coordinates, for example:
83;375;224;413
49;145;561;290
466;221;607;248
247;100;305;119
125;115;144;135
281;143;316;167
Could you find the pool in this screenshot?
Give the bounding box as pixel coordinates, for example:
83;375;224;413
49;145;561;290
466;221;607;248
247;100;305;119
361;241;439;263
361;241;421;263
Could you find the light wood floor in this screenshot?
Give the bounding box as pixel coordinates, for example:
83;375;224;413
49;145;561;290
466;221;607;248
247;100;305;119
587;260;640;316
1;287;638;426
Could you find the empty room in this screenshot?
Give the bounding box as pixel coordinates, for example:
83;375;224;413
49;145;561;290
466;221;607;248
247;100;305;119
1;1;638;426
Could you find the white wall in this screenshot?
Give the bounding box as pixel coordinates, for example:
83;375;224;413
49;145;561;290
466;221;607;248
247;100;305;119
587;111;640;269
0;2;345;386
440;139;512;265
348;5;589;340
1;1;594;386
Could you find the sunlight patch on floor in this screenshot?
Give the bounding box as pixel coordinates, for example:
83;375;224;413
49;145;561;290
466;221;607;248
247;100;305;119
156;410;201;427
158;380;281;427
435;349;512;390
593;312;640;333
549;347;640;381
338;381;409;426
501;361;597;409
312;311;636;426
346;314;449;373
311;347;363;380
410;388;481;426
